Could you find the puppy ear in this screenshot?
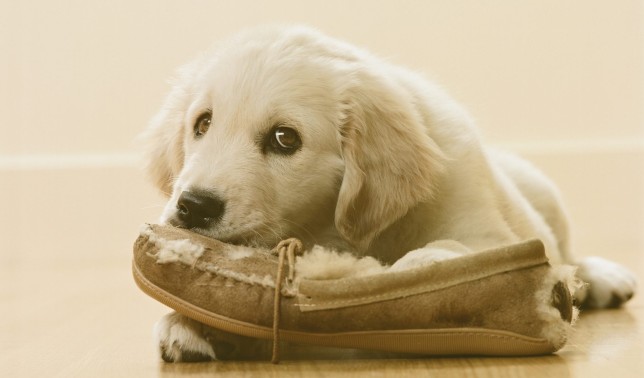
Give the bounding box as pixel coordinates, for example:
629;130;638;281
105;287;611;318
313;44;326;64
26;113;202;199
335;70;446;253
140;104;185;197
140;78;195;197
139;57;207;197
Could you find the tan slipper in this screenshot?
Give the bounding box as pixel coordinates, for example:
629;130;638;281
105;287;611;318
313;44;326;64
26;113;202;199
132;224;578;363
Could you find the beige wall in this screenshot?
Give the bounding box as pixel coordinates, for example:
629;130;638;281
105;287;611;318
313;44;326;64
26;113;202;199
1;1;642;262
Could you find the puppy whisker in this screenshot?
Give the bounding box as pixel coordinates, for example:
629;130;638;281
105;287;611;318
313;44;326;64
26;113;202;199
277;217;318;246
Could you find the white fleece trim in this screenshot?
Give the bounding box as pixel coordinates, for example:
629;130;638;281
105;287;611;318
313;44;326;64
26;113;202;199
141;224;205;266
142;224;275;288
535;264;582;347
198;265;276;289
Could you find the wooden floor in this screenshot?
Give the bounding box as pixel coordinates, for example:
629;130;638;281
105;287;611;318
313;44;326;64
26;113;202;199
2;246;642;377
0;168;642;377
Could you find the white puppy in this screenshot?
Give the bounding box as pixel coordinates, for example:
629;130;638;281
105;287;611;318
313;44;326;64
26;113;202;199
142;25;636;362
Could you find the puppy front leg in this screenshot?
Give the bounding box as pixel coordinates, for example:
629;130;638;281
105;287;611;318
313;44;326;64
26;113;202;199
155;312;271;362
389;240;472;272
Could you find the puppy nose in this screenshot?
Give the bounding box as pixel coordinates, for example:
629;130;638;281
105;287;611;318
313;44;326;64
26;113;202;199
175;190;226;229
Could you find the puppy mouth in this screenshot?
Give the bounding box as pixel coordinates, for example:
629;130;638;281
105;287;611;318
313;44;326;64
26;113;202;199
165;215;205;233
164;214;276;248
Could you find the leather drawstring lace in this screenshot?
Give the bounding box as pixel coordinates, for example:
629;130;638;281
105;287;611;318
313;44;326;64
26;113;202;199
270;238;303;364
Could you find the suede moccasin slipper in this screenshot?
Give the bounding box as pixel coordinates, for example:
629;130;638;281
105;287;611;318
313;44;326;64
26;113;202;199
132;224;578;362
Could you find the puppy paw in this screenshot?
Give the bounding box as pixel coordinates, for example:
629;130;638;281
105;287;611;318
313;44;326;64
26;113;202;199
576;257;637;309
155;312;216;362
389;240;470;272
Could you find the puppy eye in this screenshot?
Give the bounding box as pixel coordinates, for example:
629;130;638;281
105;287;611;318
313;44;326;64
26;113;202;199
193;111;212;138
270;126;302;153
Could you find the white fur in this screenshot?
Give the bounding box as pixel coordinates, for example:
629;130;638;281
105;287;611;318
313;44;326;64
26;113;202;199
575;256;638;308
142;25;637;361
296;245;387;280
155;312;216;362
389;240;472;272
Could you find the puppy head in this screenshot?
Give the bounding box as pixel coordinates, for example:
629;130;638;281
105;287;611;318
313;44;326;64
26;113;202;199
142;26;444;251
143;26;352;247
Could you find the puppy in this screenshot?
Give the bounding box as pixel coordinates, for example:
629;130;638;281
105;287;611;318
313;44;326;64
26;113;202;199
142;25;637;362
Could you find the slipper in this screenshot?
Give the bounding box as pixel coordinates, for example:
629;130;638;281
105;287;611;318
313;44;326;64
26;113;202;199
132;224;578;362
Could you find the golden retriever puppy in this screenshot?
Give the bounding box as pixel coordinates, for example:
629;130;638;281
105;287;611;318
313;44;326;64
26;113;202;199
142;25;637;362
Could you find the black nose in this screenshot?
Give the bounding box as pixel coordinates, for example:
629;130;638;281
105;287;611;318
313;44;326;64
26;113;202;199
174;190;226;229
